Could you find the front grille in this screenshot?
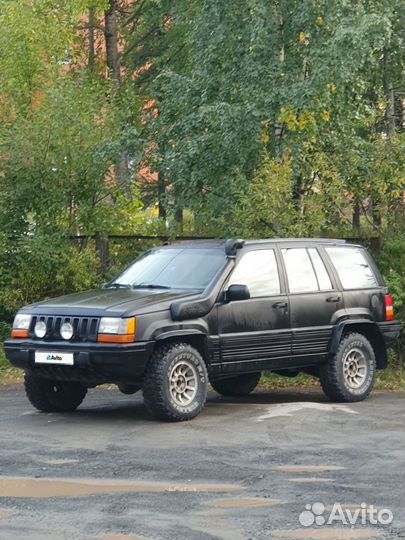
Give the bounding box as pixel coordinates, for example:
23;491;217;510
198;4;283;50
30;315;99;342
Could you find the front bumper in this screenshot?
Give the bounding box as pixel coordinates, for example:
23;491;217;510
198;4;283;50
4;339;154;385
377;320;402;347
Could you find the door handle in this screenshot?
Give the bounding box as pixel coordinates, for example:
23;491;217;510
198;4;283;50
326;296;341;303
273;301;288;308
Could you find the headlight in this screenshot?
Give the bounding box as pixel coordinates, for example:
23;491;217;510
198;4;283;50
13;313;32;330
60;322;74;340
97;317;136;343
11;313;32;338
34;320;47;339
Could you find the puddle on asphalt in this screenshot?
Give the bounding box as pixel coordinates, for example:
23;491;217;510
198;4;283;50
271;529;382;539
274;465;344;473
40;459;79;465
288;477;334;483
256;402;358;421
0;509;14;519
207;497;282;508
196;509;227;516
377;423;403;430
102;535;147;540
0;476;244;498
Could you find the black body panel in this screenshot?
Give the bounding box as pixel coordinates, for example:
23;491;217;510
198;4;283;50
217;297;291;365
288;291;342;358
4;339;154;384
377;321;401;346
4;238;400;385
20;288;199;318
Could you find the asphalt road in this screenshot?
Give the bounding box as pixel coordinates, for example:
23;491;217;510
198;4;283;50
0;384;403;540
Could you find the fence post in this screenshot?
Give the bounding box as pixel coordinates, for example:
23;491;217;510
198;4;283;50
95;232;109;273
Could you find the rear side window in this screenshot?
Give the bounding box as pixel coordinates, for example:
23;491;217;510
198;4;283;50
229;249;280;297
308;248;333;290
326;247;378;289
282;248;333;293
282;248;319;293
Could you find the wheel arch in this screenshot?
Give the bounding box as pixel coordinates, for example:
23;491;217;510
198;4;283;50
153;331;209;363
330;320;387;369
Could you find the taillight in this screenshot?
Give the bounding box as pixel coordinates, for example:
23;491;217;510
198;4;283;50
385;294;394;321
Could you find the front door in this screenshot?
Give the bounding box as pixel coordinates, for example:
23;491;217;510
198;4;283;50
217;248;292;373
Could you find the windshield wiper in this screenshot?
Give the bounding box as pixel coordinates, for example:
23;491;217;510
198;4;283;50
105;282;131;289
132;283;172;289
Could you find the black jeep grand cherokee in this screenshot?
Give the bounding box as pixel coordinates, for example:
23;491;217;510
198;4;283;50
4;238;400;421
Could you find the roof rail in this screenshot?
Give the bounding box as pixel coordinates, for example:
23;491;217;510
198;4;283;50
244;238;346;245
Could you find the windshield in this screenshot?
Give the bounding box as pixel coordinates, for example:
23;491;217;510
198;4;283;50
111;248;226;290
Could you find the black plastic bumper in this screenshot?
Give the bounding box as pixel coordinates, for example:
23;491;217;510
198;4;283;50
377;321;401;347
4;339;154;385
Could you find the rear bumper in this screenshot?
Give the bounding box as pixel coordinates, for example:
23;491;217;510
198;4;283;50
3;339;154;385
377;321;401;347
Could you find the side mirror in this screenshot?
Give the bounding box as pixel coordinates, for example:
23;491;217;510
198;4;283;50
226;284;250;302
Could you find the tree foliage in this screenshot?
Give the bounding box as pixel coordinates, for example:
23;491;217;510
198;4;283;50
0;0;403;343
135;0;404;232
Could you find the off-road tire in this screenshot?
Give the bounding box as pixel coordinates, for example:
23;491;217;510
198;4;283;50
319;332;376;402
210;372;261;397
143;343;208;422
24;372;87;412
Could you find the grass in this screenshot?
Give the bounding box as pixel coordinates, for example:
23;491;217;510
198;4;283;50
0;346;23;384
1;344;403;390
259;367;404;391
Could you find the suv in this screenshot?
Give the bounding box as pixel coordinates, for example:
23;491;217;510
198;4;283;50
4;238;400;421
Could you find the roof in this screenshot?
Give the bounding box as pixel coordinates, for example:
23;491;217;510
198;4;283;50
160;238;353;255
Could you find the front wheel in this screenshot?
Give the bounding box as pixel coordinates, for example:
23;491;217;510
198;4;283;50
211;372;261;397
143;343;208;421
319;333;376;402
24;372;87;412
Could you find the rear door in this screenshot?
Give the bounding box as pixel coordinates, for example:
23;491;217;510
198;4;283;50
281;246;344;361
217;248;292;371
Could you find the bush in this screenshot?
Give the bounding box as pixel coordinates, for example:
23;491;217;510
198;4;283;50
376;235;405;365
0;234;101;322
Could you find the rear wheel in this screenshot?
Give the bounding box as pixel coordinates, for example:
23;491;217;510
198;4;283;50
143;343;208;421
24;372;87;412
319;332;376;402
211;372;261;397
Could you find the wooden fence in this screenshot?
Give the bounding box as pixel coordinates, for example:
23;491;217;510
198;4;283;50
69;232;382;273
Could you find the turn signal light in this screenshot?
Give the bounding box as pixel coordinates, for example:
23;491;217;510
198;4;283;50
11;329;30;338
97;334;136;343
97;317;136;343
385;294;394;321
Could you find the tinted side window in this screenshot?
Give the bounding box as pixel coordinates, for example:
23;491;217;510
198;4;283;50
229;250;280;297
282;248;318;293
308;248;333;290
326;247;378;289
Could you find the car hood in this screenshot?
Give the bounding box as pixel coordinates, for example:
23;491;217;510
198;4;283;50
22;288;200;317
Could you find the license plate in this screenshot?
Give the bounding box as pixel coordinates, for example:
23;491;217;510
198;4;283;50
35;352;74;366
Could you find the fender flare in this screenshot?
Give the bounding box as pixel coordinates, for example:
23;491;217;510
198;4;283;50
329;319;376;354
329;319;387;369
153;328;208;342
